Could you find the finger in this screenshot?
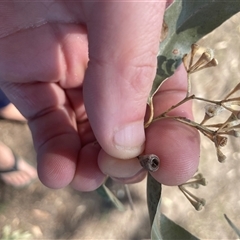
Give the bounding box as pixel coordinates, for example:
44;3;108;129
100;65;200;186
111;170;147;184
0;23;89;188
147;120;199;186
71;143;106;192
98;150;142;178
0;23;88;86
1;81;81;189
146;65;200;185
83;2;166;159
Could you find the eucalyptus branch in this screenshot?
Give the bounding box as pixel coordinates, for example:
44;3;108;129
155;95;194;118
144;44;240;210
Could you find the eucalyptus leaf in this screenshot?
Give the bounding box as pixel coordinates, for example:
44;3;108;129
152;214;199;240
147;173;162;226
148;0;240;103
147;173;199;240
96;184;125;212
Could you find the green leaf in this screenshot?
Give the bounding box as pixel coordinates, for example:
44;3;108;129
147;173;198;240
224;214;240;237
151;214;199;240
147;173;162;226
146;1;240;238
149;0;240;102
96;184;125;212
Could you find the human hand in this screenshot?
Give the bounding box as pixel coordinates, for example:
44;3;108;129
0;1;200;191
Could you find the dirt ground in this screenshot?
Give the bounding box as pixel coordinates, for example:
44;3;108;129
1;11;240;240
0;119;151;239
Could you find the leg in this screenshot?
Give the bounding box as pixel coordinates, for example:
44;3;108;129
0;89;26;122
0;142;37;187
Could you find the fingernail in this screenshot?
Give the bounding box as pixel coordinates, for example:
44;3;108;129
113;121;145;158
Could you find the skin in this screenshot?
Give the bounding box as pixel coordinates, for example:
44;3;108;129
0;1;200;191
0;141;37;187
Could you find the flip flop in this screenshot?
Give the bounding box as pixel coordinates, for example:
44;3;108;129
0;151;37;188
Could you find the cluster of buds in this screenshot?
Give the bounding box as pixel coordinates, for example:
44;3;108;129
178;173;207;211
183;43;218;97
152;44;240;210
180;44;240;209
181;43;240;164
199;83;240;162
183;43;218;74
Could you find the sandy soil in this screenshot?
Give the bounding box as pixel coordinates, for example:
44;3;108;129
1;10;240;240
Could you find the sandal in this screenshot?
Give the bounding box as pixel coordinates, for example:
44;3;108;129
0;151;37;188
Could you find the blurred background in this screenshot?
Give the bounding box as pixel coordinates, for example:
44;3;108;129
1;11;240;240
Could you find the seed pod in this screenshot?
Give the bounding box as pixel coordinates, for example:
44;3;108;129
216;148;226;163
214;135;228;147
138;154;160;172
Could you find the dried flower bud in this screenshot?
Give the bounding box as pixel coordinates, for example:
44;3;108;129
203;58;218;68
200;105;223;125
183;44;201;72
182;54;189;72
181;176;207;189
205;104;223;117
214;135;228;147
197;198;206;210
190;198;206;211
189;50;214;73
193;173;203;180
183;44;217;74
178;185;206;211
197;178;207;186
216;147;226;163
191;43;200;56
188;177;207;186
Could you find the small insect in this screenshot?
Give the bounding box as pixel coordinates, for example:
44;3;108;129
138;154;160;172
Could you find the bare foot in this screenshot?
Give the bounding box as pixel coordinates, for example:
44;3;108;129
0;142;37;187
0;103;26;122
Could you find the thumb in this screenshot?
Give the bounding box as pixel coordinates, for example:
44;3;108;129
83;2;166;159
